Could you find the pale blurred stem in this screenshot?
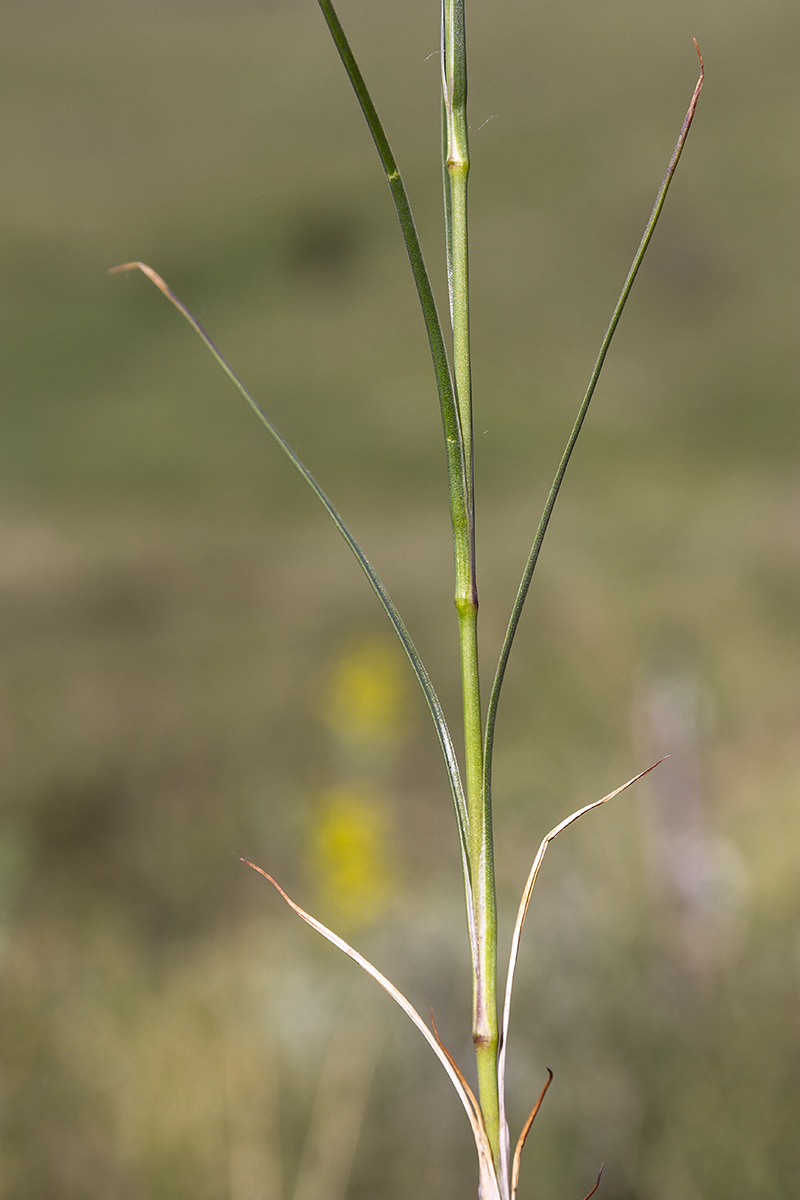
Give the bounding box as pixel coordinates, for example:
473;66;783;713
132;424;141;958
444;0;500;1164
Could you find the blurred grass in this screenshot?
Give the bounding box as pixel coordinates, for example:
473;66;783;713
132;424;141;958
1;1;799;1198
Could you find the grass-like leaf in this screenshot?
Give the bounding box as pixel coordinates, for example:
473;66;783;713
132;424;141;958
315;0;470;539
581;1165;605;1200
109;262;473;926
496;759;666;1190
242;859;501;1200
483;47;705;794
510;1069;552;1200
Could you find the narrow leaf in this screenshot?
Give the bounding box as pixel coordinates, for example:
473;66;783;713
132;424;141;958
484;46;704;791
110;262;472;906
582;1165;605;1200
510;1069;553;1200
315;0;469;529
430;1011;486;1134
243;859;501;1200
496;759;666;1190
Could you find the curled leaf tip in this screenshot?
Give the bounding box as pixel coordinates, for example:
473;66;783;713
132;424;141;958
108;260;174;302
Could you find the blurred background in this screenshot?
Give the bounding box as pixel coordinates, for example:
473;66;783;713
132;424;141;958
1;0;799;1197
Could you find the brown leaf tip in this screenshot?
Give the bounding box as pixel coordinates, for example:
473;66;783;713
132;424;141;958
693;38;704;74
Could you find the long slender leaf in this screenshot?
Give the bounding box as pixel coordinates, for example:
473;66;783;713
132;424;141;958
242;860;501;1200
510;1069;552;1200
483;48;704;793
110;262;472;906
315;0;470;539
495;759;666;1191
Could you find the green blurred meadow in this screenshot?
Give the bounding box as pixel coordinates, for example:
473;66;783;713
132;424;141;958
1;0;799;1197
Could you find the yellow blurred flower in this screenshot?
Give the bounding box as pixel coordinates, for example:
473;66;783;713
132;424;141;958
319;635;407;746
308;786;396;926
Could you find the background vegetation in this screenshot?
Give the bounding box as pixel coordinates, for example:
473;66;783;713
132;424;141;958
1;1;798;1197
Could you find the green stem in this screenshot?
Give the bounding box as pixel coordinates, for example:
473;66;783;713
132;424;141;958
443;0;499;1164
442;0;473;515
